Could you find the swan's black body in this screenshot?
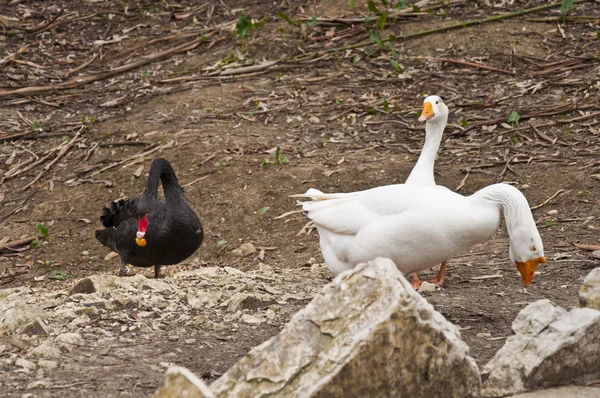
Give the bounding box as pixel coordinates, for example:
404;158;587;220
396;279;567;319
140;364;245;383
95;158;203;278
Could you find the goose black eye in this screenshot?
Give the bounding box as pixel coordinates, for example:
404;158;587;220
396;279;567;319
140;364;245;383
436;101;439;104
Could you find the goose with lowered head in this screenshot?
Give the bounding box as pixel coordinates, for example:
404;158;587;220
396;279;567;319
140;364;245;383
405;95;450;288
292;183;546;287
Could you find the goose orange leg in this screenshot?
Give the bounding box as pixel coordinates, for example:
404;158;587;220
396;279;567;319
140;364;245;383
411;261;448;290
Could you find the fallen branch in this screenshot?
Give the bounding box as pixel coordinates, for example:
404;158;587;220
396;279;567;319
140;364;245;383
530;189;569;210
0;237;36;253
573;243;600;251
21;126;85;191
0;37;204;98
407;56;515;75
288;0;587;61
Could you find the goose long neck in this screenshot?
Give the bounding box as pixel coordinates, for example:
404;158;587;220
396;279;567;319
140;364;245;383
475;184;535;233
405;117;447;185
143;158;183;202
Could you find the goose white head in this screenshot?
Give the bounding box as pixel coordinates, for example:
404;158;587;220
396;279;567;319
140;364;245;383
509;227;546;287
418;95;449;123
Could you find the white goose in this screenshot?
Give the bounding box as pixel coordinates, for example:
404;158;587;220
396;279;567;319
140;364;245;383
292;183;546;287
406;95;449;288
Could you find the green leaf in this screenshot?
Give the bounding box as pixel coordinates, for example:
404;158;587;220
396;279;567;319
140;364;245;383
383;99;389;113
597;32;600;41
507;111;521;127
350;0;355;8
48;270;65;280
253;17;269;30
368;0;382;15
275;146;281;165
32;120;40;132
37;223;49;241
368;30;384;50
259;206;270;216
278;11;298;26
376;13;387;32
460;117;468;128
561;0;573;13
412;4;421;12
396;0;407;9
236;11;249;39
30;239;40;249
262;157;271;166
216;240;228;247
390;60;403;72
282;156;289;164
307;16;319;27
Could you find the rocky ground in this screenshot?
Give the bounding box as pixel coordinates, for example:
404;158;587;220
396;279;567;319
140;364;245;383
1;0;600;396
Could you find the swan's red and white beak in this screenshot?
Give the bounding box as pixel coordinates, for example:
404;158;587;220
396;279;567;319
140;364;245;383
136;214;148;247
516;256;546;287
418;101;434;122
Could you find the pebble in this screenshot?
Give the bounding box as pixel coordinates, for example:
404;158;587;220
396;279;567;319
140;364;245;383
185;339;196;344
591;250;600;260
81;251;90;256
241;314;265;325
15;358;36;370
309;116;320;124
547;209;558;215
37;360;58;370
521;184;530;189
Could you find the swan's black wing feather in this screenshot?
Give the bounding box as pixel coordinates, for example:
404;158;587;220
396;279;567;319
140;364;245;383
99;198;139;228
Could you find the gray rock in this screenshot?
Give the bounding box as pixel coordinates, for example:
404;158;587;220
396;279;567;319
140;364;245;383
0;301;46;331
153;366;215;398
28;340;62;359
508;385;600;398
55;332;84;352
211;258;481;398
579;267;600;310
37;360;58;370
482;299;600;397
231;242;257;258
15;358;36;370
19;318;50;336
591;251;600;260
223;293;274;313
240;314;265;325
186;291;222;309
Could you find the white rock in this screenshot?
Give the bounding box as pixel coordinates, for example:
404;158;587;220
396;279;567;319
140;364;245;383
211;258;481;397
28;340;62;359
0;301;46;331
418;281;440;293
15;358;36;370
231;242;256;257
309;116;320;124
591;251;600;260
37;360;58;370
579;267;600;310
547;209;558;215
241;314;265;325
55;332;84;352
482;299;600;397
154;366;215;398
186;291;222;309
509;385;600;398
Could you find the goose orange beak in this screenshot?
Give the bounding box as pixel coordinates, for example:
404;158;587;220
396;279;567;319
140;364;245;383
418;101;434;122
515;256;546;287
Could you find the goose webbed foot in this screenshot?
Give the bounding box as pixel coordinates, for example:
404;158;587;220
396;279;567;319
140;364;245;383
154;265;162;279
411;273;423;290
427;261;447;286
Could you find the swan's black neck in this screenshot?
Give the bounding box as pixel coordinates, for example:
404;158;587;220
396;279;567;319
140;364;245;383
142;158;184;201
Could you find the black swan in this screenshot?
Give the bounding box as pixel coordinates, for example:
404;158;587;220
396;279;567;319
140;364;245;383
95;157;203;278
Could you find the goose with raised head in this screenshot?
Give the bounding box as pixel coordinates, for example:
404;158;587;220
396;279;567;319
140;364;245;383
292;183;546;287
95;157;204;278
405;95;450;288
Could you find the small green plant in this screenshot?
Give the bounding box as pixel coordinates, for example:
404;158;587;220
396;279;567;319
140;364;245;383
278;11;298;26
216;240;228;247
561;0;573;14
508;111;520;128
41;259;53;266
368;30;384;50
382;99;389;113
543;219;553;227
460;117;469;128
32;120;41;132
236;11;269;50
262;147;288;166
48;270;66;280
156;96;165;103
390;60;403;72
141;69;149;83
37;223;50;241
259;206;270;217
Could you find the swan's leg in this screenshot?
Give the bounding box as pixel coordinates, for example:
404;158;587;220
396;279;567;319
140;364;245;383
411;273;423;290
154;265;161;279
427;261;447;285
119;259;129;277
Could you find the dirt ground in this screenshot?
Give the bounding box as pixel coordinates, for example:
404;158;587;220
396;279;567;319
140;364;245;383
1;0;600;396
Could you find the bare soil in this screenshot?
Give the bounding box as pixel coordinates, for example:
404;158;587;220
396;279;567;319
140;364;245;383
1;0;600;396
